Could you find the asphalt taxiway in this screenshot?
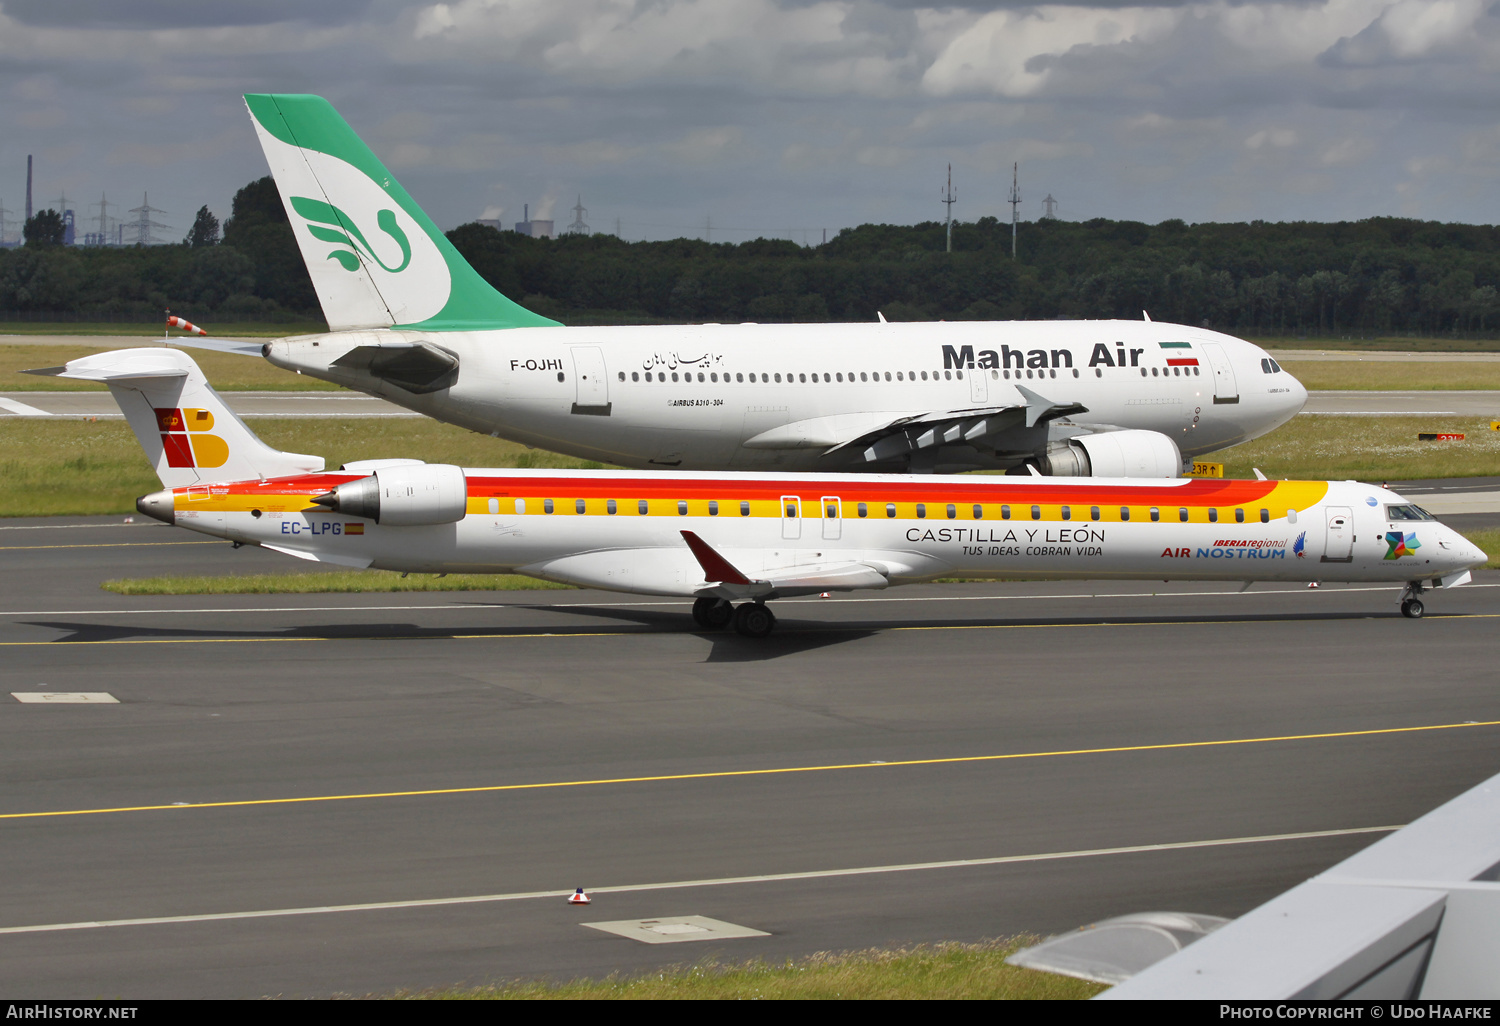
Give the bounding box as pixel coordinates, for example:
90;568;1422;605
0;514;1497;997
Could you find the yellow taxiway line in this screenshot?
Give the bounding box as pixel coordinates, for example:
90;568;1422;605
1;719;1494;822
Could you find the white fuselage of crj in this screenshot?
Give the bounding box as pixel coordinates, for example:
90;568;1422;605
163;470;1481;598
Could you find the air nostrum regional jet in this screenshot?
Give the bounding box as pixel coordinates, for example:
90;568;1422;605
173;93;1308;477
41;348;1482;638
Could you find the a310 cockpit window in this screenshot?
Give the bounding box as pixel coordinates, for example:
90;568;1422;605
1386;504;1434;521
1259;358;1284;374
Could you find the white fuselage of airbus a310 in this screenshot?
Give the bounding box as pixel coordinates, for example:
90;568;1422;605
48;348;1483;638
257;320;1305;475
176;93;1307;477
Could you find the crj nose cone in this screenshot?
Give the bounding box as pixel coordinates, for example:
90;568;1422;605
135;490;175;525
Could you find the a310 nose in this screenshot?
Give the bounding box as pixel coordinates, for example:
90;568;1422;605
1284;372;1309;416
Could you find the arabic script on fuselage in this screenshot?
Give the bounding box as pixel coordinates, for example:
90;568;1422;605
642;352;722;371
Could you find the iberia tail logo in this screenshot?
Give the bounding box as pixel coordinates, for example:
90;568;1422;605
154;407;228;469
290;196;411;274
1385;531;1421;560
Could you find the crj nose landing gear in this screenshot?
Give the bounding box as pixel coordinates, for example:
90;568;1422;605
690;598;776;637
1399;580;1425;619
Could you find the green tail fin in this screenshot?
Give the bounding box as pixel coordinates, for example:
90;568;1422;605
244;93;560;332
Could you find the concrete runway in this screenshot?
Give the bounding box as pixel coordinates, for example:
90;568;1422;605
0;514;1498;997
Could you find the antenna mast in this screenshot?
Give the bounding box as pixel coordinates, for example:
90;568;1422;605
1008;163;1020;259
941;163;957;253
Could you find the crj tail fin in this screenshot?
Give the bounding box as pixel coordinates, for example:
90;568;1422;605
48;348;324;488
243;93;561;333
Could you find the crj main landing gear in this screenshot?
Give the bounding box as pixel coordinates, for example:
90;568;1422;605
1399;580;1425;619
691;597;776;638
691;597;734;630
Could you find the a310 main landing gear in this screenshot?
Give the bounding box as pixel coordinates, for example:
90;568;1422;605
691;597;776;638
1399;580;1425;619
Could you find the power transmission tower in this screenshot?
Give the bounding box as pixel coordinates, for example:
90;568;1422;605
941;163;957;253
125;192;171;246
566;194;590;235
704;215;711;243
1042;193;1058;219
1008;163;1021;259
89;193;114;245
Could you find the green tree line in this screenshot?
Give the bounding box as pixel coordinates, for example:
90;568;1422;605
5;175;1500;337
452;215;1500;337
0;177;314;323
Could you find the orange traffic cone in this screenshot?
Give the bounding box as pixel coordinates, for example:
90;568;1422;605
568;887;591;905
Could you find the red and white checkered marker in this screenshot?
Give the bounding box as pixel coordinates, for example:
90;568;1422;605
166;315;207;336
567;887;591;905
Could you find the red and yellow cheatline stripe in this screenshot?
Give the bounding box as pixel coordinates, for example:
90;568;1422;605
169;474;1329;525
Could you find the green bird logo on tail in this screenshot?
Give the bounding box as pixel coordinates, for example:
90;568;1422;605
291;196;411;274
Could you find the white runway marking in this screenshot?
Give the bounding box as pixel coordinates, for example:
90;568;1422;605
11;692;118;704
0;582;1477;619
0;397;53;417
0;825;1396;936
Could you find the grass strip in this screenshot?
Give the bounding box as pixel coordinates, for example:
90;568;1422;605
1279;361;1500;391
101;570;572;595
1257;337;1500;354
401;939;1103;1000
0;344;340;392
1217;415;1500;480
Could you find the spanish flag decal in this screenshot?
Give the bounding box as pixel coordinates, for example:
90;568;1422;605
344;523;365;535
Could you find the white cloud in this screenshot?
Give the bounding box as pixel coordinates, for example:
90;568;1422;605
922;5;1177;97
1245;128;1297;150
3;0;1500;240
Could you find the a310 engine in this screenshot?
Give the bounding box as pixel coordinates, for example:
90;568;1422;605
313;463;468;525
1038;430;1182;478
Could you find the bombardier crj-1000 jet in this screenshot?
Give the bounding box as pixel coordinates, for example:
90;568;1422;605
176;94;1307;477
50;348;1481;637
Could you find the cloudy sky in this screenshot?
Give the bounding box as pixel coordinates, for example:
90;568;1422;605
1;0;1495;243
